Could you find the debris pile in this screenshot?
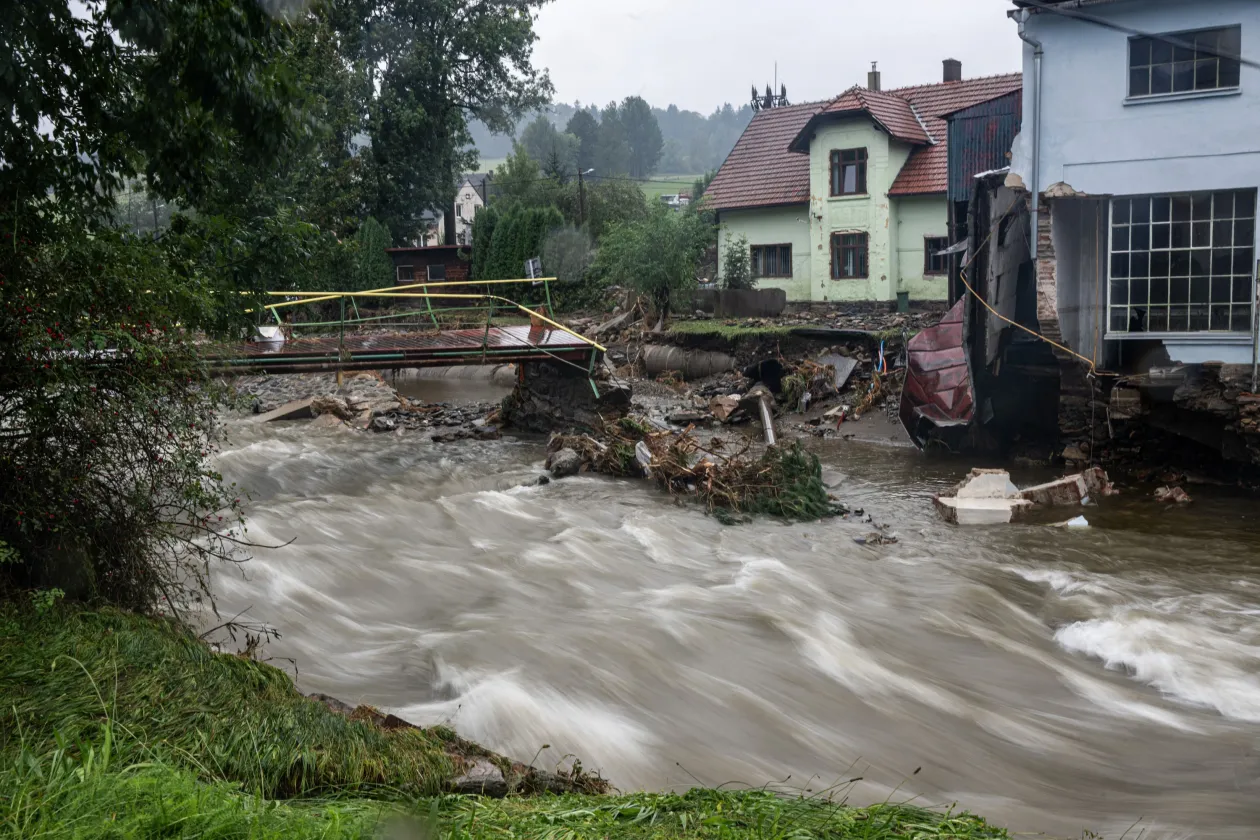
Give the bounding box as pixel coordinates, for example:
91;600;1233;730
546;416;847;523
1154;485;1192;504
935;467;1119;525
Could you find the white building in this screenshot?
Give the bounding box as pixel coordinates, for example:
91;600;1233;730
454;173;492;246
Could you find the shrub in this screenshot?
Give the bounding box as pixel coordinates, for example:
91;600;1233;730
720;231;755;290
591;205;712;328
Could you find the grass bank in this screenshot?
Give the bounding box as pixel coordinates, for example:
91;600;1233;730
667;320;796;341
0;605;1016;839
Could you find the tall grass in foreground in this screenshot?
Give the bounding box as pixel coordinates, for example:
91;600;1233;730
0;607;459;799
1;726;389;838
0;736;1014;840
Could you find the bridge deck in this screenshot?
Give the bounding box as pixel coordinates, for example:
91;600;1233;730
206;324;598;374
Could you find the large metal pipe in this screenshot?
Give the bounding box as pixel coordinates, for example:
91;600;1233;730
757;395;777;446
1017;11;1044;260
641;346;736;379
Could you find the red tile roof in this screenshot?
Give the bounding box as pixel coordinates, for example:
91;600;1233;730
703;101;822;211
806;86;931;146
707;72;1021;209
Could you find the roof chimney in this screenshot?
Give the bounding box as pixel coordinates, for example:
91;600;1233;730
867;61;881;92
943;58;962;83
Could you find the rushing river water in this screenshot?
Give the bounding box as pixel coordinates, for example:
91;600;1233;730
214;405;1260;839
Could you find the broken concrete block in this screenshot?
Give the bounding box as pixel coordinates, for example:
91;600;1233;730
255;397;314;423
952;468;1022;499
934;469;1033;525
934;495;1033;525
1020;467;1116;507
709;395;740;422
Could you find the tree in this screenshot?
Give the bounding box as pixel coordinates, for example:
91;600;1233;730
595;102;631;175
0;0;309;611
620;96;664;178
592;206;713;330
480;206;562;282
518;115;578;179
565;109;600;172
721;232;755;290
693;170;718;201
494;143;544;206
340;0;553;243
353;217;395;290
470;206;501;280
543;226;599;310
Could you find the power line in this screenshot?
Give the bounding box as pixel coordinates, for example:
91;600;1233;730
483;171;702;188
1014;0;1260;71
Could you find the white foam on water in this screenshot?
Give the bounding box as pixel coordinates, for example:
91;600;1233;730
1055;614;1260;723
1008;566;1112;597
396;668;657;779
788;611;966;716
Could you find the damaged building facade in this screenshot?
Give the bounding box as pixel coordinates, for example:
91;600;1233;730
1007;0;1260;470
911;0;1260;473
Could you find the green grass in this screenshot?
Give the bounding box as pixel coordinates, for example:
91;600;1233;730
0;605;1019;839
0;607;464;800
668;320;796;340
640;174;702;201
2;756;392;838
443;790;1013;840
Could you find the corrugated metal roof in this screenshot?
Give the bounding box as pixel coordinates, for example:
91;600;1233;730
945;91;1022;203
887;74;1024;196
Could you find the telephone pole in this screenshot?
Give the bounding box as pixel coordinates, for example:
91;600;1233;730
578;168;594;228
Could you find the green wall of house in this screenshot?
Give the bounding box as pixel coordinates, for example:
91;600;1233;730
807;121;911;302
716;205;812;301
715;117;952;304
894;195;950;301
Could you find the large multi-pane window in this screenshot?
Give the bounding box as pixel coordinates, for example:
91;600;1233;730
1128;27;1242;98
1109;190;1256;334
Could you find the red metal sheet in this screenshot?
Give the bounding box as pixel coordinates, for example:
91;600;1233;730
899;300;976;446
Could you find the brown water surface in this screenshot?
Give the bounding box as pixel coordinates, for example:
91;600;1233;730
214;414;1260;839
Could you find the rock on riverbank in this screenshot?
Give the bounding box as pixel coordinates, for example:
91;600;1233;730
232;372;501;441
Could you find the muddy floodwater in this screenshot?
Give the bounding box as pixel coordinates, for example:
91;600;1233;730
215;402;1260;839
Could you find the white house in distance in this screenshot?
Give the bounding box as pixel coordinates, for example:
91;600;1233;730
454;173;492;246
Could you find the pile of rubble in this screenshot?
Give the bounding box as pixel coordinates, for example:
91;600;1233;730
238;372;503;443
545;415;846;523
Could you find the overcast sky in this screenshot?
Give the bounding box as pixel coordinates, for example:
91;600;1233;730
532;0;1024;113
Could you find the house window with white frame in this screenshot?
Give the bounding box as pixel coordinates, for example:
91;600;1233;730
1108;190;1256;334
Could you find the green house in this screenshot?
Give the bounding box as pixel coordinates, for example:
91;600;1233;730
706;64;1021;304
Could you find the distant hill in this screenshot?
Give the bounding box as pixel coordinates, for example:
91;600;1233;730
467;99;755;175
